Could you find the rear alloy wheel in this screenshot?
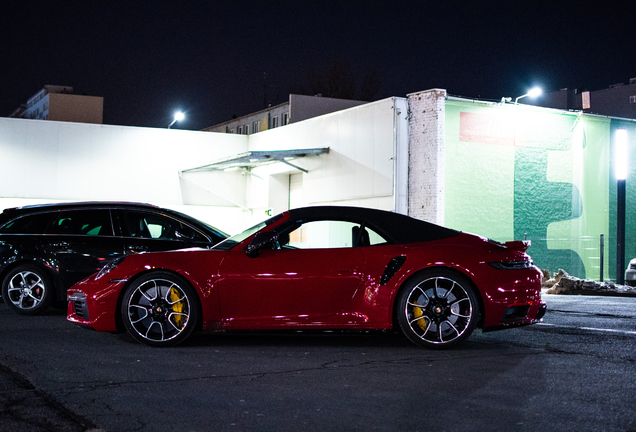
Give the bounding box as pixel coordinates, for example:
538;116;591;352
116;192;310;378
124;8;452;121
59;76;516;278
1;265;53;315
122;272;199;347
397;270;480;349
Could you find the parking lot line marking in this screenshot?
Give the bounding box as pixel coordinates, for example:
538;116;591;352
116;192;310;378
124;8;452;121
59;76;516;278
538;322;636;336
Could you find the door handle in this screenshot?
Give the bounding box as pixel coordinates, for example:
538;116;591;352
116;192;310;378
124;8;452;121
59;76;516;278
49;242;69;248
127;245;149;253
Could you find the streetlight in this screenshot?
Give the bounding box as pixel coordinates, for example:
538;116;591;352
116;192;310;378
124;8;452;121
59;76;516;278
616;128;628;284
515;87;542;105
168;111;185;129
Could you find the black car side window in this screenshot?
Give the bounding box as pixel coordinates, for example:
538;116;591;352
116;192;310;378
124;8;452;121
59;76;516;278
124;211;207;242
0;212;57;234
47;210;114;236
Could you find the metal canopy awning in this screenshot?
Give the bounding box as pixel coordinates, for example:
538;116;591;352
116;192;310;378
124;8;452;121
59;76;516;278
180;147;329;174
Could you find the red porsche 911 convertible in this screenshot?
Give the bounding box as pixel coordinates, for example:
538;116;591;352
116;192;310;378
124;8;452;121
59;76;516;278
67;206;546;348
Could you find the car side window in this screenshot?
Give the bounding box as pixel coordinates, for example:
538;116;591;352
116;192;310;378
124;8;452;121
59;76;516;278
284;220;387;249
124;211;208;242
0;212;57;234
47;210;114;236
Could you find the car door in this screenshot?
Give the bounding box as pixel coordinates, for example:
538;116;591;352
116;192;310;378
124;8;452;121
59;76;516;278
41;209;125;288
218;220;368;325
117;210;214;254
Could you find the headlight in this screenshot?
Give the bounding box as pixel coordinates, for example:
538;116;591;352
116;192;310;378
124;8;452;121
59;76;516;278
95;256;126;280
488;260;534;270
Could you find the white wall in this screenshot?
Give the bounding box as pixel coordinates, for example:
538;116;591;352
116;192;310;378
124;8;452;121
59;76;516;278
0;117;250;234
0;98;405;233
247;97;403;215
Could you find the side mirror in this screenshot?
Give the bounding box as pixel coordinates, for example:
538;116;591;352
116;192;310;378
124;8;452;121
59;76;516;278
245;231;279;258
175;227;196;240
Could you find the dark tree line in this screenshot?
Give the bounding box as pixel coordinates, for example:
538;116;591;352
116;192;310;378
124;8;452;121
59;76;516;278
295;58;382;102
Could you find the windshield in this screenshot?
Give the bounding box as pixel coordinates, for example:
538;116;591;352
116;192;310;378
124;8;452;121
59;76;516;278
168;209;229;239
213;214;283;250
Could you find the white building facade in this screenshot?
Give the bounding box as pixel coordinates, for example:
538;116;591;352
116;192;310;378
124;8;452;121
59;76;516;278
0;95;410;235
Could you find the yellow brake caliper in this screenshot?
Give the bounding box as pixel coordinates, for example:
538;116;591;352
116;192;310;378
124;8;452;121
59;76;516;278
169;287;185;329
412;301;429;332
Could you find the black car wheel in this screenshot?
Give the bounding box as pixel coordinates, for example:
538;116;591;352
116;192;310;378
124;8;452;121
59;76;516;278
396;269;480;349
1;265;54;315
121;272;199;347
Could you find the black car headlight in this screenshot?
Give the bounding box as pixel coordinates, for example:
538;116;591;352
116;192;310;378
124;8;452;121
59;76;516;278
95;256;126;280
488;260;534;270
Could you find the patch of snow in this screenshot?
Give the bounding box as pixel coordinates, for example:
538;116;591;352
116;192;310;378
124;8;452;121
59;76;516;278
542;269;636;297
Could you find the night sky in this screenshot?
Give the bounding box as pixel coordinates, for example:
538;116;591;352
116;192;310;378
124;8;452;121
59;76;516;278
2;1;635;131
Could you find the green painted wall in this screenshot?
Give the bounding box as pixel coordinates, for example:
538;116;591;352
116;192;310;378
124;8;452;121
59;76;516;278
444;101;633;280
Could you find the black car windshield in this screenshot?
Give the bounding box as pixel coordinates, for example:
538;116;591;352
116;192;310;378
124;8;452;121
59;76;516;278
167;209;229;239
213;214;283;250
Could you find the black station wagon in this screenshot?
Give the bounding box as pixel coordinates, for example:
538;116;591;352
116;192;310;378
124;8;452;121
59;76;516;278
0;202;227;315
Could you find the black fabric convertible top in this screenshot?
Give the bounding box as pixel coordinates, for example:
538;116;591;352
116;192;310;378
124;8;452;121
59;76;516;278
286;206;460;245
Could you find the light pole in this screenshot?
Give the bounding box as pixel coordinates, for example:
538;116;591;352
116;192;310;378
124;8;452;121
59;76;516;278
515;87;542;105
168;111;185;129
615;129;628;284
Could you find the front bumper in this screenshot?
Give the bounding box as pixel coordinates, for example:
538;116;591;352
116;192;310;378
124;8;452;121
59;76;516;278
67;277;126;332
68;292;90;321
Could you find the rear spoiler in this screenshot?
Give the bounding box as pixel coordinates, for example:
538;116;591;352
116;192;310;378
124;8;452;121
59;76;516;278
505;240;531;252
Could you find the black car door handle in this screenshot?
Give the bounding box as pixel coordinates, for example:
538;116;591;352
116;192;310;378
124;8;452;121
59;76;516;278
127;245;149;253
49;242;69;248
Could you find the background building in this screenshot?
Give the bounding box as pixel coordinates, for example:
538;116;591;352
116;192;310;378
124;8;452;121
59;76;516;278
528;78;636;120
8;85;103;124
203;94;366;134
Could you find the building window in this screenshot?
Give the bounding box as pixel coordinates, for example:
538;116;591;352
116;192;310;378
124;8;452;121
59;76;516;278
230;128;235;134
271;116;279;128
244;124;249;134
282;112;289;125
237;126;242;134
253;121;260;133
582;91;591;110
630;95;636;104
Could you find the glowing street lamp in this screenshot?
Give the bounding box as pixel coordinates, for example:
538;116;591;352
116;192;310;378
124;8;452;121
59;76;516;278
168;111;185;129
515;87;542;105
616;129;628;284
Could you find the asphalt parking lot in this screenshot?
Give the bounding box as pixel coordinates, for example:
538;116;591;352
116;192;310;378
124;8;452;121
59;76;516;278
1;293;636;432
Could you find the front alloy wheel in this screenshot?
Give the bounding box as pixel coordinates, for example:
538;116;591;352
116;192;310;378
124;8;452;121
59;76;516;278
122;272;199;347
397;270;479;349
1;265;53;315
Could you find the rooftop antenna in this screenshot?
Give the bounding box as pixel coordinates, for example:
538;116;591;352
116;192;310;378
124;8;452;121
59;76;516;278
263;72;268;109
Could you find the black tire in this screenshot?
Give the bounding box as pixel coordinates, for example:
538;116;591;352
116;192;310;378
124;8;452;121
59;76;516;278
396;269;480;349
1;265;54;315
121;272;199;347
